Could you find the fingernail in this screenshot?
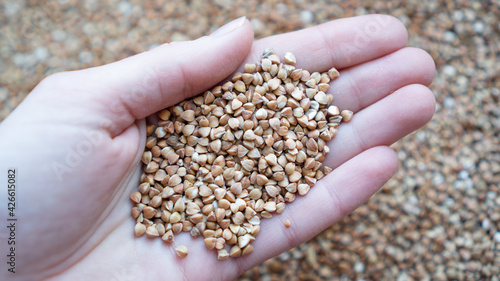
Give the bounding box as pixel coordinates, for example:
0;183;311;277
210;16;246;37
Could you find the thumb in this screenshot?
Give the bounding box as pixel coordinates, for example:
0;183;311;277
60;17;253;135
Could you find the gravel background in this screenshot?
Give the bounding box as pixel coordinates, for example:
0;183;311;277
1;0;499;280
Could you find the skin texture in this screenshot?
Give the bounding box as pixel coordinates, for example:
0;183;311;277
0;15;435;281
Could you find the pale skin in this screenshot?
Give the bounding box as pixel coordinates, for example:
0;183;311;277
0;15;436;280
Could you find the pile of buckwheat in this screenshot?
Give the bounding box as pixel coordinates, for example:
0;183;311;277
130;48;352;260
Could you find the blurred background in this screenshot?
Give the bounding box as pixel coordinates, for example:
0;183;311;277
1;0;499;280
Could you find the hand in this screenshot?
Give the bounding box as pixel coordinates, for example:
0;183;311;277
0;15;435;280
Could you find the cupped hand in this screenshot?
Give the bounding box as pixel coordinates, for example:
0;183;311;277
0;15;435;281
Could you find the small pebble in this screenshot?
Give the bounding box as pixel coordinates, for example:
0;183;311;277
300;10;314;24
33;47;49;61
494;232;500;243
442;65;457;77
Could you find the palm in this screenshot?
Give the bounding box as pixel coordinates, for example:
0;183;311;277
0;15;435;281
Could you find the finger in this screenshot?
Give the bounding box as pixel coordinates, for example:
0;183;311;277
325;84;436;169
53;17;254;136
236;146;398;271
329;47;436;112
243;14;408;72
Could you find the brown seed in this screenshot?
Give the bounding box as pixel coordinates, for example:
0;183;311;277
291;89;303;100
268;54;280;64
248;216;260;225
231;99;243;110
289;171;302;182
143;207;156;219
267;118;279;131
320;130;332;141
284;219;291;228
158;109;171;120
162;230;174;243
244;63;256;73
146;124;156;136
168;174;182;186
324;166;333;174
131;207;141;219
150;195;162;208
145;226;159;238
232;212;245;225
268;78;281;90
243;130;256;140
167;153;180;165
157;224;167;237
256;174;269;186
186;202;201;215
264;154;277;166
238;235;251;248
285;192;296;202
274;171;285;181
229;245;242;257
255;108;268;120
135;223;146;237
249;189;262;200
145;162;159;173
142;151;152;164
217;249;229;260
145;137;157;149
228;118;240;130
285;162;296;175
241;159;255;171
174;198;185;212
277;126;288;136
304;158;316;170
341;110;353;122
242;244;254;255
170;212;182;223
306;138;318;152
234;80;246;92
175;245;188;258
328;67;340;80
327;105;340;116
230;182;243;195
179;110;195;122
314;92;328;105
265;185;281;198
298;184;310;195
214;188;226;200
209;139;222;153
261;58;272;71
215;208;225;223
155;127;166;138
204;237;217;249
172;223;183;234
161;210;171;223
262;48;275;58
276;202;286;214
215;237;226;250
283;52;296;64
264;201;277;213
130;192;141;204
